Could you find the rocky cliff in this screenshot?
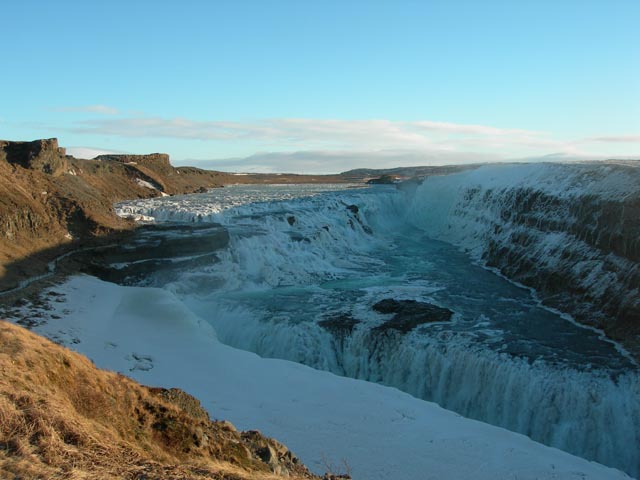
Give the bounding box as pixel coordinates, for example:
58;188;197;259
479;184;640;346
407;162;640;357
0;138;69;176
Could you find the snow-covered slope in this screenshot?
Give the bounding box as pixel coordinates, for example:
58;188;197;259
16;275;632;480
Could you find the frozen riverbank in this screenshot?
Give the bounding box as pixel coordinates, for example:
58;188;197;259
7;274;631;480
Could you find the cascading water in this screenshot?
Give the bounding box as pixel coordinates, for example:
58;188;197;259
116;167;640;478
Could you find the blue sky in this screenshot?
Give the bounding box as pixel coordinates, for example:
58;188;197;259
2;0;639;173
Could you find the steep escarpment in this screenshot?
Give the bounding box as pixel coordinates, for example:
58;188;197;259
0;321;322;480
406;162;640;356
94;153;225;195
0;139;233;290
479;187;639;342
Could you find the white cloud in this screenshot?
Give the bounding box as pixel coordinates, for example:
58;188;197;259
409;120;538;136
184;149;503;174
66;116;554;151
59;115;640;172
66;146;126;159
53;104;119;115
585;135;640;143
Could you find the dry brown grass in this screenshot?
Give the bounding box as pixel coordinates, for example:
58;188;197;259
0;321;320;480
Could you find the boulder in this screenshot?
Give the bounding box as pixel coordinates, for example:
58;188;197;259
372;299;453;333
318;314;360;336
366;174;398;185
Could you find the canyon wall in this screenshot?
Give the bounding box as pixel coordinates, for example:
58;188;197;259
406;162;640;355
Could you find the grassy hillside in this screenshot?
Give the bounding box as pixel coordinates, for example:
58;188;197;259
0;321;323;480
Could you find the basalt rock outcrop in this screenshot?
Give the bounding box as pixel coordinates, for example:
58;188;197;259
372;299;453;333
318;314;361;336
81;222;230;286
0;138;69;176
96;152;172;168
